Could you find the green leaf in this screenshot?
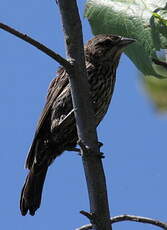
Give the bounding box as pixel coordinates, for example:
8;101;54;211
143;76;167;112
85;0;167;78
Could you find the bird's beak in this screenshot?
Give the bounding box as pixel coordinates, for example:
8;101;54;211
119;37;136;48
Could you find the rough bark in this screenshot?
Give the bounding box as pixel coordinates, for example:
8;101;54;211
57;1;112;230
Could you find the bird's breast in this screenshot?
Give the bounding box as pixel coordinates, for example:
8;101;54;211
87;62;116;125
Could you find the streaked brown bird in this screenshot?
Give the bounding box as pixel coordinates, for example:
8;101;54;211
20;34;135;216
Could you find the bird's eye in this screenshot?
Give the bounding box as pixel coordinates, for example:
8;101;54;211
98;39;113;47
103;39;113;46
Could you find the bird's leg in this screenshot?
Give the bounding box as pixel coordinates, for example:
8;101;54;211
66;147;81;153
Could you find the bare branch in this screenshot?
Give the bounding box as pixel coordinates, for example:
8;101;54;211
111;215;167;228
0;22;73;74
76;224;92;230
76;214;167;230
57;1;112;230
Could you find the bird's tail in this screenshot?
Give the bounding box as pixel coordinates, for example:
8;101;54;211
20;163;48;216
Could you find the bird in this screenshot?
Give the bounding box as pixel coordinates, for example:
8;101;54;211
20;34;135;216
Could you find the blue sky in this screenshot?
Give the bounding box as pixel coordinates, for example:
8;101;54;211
0;1;167;230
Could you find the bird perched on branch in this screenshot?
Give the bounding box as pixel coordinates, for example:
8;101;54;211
20;34;135;216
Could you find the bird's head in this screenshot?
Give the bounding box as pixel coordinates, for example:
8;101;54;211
85;34;135;65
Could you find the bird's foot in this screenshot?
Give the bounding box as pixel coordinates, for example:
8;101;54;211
77;140;105;158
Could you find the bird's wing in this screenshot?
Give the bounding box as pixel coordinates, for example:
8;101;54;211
33;62;94;135
37;67;69;133
25;67;69;169
25;62;94;169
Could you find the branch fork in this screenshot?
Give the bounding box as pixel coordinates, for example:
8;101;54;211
0;22;73;75
80;210;96;221
76;214;167;230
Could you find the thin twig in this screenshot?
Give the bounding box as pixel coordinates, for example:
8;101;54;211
80;210;94;220
76;214;167;230
0;22;73;74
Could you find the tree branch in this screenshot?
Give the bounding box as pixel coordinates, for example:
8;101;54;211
76;214;167;230
0;22;73;74
57;1;112;230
